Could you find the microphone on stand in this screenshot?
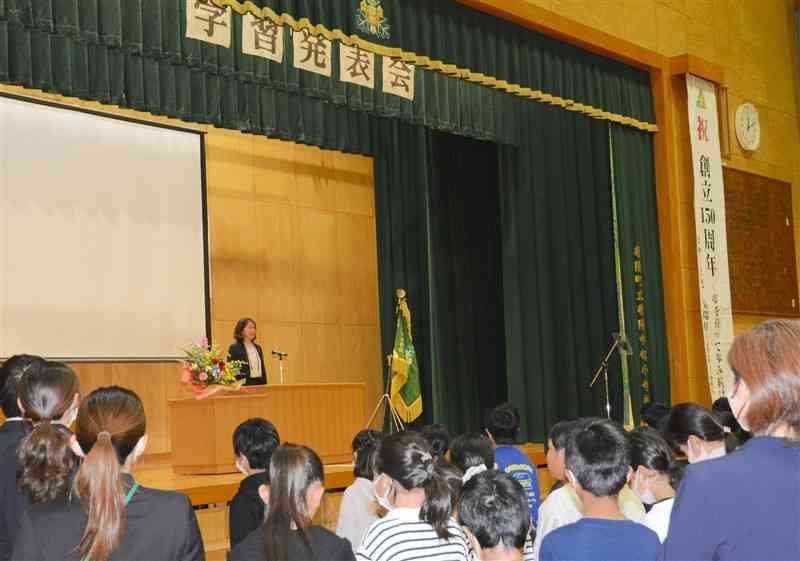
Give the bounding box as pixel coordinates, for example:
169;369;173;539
612;332;633;355
271;350;288;359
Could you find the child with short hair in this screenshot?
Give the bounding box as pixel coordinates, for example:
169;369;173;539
229;418;280;548
459;470;531;561
539;419;659;561
336;429;383;554
484;403;540;527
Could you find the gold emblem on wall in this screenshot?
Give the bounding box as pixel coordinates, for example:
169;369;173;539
356;0;390;39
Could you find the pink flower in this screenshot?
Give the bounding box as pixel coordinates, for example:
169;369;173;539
198;372;208;382
180;367;192;384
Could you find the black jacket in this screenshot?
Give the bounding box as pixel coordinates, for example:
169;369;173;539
0;420;26;456
230;525;354;561
228;342;268;386
11;475;204;561
229;472;268;549
0;449;25;561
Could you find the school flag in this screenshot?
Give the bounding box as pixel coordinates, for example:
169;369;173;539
389;289;422;423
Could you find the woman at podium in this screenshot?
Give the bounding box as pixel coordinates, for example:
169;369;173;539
228;317;268;386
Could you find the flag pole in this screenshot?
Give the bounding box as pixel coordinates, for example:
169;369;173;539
366;290;407;433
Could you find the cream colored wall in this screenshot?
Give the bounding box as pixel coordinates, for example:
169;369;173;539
526;0;800;401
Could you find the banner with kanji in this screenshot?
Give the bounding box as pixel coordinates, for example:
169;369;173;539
686;74;735;400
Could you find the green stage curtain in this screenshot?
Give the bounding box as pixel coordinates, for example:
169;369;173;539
499;101;622;442
611;125;671;417
427;131;506;433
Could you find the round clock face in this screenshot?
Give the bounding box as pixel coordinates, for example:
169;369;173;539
735;103;760;151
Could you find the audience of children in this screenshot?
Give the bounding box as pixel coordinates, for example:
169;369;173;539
229;418;281;548
538;419;660;561
2;318;800;561
336;429;383;554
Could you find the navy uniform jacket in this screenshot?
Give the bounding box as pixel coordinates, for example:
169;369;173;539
662;436;800;561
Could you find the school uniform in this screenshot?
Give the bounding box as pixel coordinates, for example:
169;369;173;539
663;436;800;561
228;472;268;549
11;474;204;561
228;342;268;386
230;524;354;561
642;497;674;543
0;419;26;455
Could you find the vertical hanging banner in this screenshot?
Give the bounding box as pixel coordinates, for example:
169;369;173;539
186;0;232;48
686;74;735;400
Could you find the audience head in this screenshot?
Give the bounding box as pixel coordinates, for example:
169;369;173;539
72;386;147;561
450;432;494;476
263;444;325;561
629;427;683;505
711;397;733;416
546;419;584;481
437;462;464;515
565;418;630;498
233;418;280;477
421;423;452;460
485;402;522;445
640;402;670;430
727;319;800;439
352;429;383;480
16;361;80;503
664;402;734;461
373;431;454;539
459;471;530;561
234;317;258;343
0;354;44;417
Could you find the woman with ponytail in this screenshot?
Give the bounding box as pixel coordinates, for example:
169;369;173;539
230;444;354;561
664;402;738;462
629;427;683;542
11;386;204;561
357;431;470;561
336;429;383;554
0;360;79;561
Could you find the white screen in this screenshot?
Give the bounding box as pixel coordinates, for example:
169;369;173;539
0;95;208;359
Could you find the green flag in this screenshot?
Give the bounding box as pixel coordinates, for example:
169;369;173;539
389;289;422;423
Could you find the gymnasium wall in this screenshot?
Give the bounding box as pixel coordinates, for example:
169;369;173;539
0;84;382;454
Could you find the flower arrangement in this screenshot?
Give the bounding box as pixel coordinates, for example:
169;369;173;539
179;338;245;399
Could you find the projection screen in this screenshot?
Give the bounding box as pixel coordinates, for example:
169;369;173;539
0;95;210;360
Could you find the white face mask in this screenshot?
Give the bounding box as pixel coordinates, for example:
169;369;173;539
632;472;657;505
372;475;394;511
687;440;725;464
235;457;249;476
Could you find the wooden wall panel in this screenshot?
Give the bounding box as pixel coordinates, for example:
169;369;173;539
337;214;380;326
298;208;340;324
256;201;300;324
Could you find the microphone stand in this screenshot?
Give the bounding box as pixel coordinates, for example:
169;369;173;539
589;335;624;419
272;351;288;384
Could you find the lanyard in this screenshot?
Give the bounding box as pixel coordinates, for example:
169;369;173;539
81;483;140;561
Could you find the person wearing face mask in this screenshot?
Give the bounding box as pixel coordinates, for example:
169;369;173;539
12;386;204;561
663;403;738;463
230;444;354;561
663;319;800;561
336;429;383;554
628;427;683;542
0;360;80;561
229;418;281;549
357;431;471;561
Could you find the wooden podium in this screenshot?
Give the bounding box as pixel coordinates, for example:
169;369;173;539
168;383;365;475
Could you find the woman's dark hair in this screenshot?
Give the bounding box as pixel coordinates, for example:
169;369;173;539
264;444;324;561
664;402;738;452
233;318;257;343
629;427;684;489
711;397;733;416
450;432;494;473
352;429;382;480
16;361;80;503
233;418;281;473
727;319;800;437
375;431;454;539
438;463;464;510
0;354;44;417
421;424;451;460
640;402;671;430
74;386;146;561
484;403;521;444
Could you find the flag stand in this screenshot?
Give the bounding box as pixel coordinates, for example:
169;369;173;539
366;357;406;433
